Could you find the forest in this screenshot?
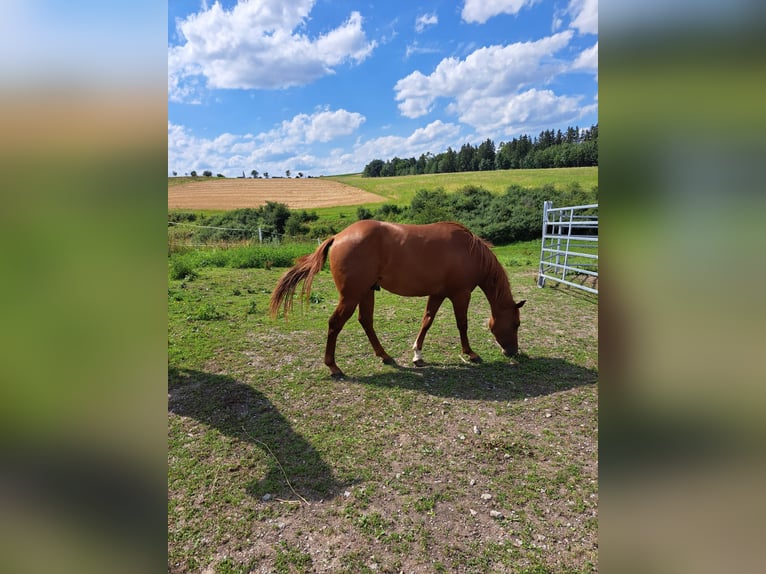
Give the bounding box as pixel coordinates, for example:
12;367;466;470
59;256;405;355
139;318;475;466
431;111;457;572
362;124;598;177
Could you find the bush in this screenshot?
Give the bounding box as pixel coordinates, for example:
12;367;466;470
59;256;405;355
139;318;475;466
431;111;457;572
168;211;198;223
408;188;454;224
374;203;403;221
169;257;197;280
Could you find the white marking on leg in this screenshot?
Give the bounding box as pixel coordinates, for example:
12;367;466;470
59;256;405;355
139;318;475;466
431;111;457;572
412;345;423;363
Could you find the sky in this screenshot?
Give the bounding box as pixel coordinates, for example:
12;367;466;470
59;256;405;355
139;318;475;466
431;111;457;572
168;0;598;177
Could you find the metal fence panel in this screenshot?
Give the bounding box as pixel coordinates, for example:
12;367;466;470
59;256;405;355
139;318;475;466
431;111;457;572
537;201;598;294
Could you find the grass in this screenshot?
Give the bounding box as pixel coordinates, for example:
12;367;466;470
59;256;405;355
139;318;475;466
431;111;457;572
168;238;597;573
325;167;598;205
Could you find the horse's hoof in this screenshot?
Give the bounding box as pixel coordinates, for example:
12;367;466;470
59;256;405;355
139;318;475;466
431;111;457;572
330;371;346;380
382;356;396;366
469;355;483;363
413;359;426;368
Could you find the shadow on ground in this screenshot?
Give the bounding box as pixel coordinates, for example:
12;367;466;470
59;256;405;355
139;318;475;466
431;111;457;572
347;354;597;402
168;367;349;501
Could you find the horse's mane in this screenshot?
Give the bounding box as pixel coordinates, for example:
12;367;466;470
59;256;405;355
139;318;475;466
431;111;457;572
446;222;513;304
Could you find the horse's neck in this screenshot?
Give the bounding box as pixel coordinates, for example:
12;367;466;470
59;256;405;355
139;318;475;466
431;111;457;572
479;269;515;313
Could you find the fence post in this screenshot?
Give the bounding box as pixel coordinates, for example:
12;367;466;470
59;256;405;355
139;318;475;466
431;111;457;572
258;226;262;243
537;201;552;287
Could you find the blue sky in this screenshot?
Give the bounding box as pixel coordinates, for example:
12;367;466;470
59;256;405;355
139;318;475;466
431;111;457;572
168;0;597;177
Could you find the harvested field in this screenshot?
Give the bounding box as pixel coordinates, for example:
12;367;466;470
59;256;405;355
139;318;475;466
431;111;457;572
168;178;387;210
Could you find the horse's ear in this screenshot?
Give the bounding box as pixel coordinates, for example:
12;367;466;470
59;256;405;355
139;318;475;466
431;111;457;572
516;300;526;308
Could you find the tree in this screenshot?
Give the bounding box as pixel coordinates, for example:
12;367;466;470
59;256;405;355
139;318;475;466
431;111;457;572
297;172;304;178
251;170;258;178
172;171;177;176
203;170;213;177
263;172;269;179
285;169;291;178
477;138;496;170
441;147;457;173
190;170;197;177
363;159;385;177
261;201;291;236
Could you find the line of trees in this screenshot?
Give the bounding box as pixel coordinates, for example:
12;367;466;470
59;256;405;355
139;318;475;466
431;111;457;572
174;169;306;179
362;124;598;178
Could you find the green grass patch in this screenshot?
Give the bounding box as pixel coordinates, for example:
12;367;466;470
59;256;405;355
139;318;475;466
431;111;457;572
168;238;597;573
324;167;597;204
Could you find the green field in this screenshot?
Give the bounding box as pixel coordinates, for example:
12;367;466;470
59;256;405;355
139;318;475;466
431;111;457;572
325;167;598;205
168;236;598;573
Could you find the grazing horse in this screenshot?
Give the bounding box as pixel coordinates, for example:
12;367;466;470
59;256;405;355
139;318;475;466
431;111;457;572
269;220;525;378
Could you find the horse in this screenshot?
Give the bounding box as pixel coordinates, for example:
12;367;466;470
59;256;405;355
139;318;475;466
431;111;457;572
269;220;525;378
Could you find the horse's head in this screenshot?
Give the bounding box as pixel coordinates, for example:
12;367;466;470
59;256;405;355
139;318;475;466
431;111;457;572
489;300;526;357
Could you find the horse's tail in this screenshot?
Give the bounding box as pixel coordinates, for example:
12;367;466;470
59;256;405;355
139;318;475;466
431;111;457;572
269;235;335;319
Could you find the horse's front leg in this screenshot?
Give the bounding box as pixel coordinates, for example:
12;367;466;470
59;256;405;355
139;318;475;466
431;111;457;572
451;292;482;363
325;299;357;378
358;290;395;365
412;295;445;367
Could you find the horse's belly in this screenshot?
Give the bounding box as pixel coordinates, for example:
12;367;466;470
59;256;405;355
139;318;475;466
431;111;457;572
379;275;448;298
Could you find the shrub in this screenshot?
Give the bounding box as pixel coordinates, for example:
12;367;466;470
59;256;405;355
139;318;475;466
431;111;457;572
190;303;224;321
408;188;454;224
374;203;403;221
169;257;197;280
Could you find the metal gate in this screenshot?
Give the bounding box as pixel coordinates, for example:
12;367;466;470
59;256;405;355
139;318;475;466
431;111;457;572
537;201;598;294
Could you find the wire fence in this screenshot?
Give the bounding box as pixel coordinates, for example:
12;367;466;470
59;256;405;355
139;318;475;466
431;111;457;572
167;221;320;249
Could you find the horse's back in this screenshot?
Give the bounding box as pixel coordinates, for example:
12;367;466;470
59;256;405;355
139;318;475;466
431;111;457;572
329;220;482;297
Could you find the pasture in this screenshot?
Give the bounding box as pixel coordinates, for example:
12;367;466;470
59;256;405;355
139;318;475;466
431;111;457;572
168;169;598;572
326;167;598;205
168;239;598;572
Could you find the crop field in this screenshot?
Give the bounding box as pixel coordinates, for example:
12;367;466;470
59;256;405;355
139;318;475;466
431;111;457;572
168;177;387;210
168;237;598;573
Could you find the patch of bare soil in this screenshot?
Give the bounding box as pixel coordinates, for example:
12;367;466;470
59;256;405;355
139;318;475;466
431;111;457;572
168;178;387;210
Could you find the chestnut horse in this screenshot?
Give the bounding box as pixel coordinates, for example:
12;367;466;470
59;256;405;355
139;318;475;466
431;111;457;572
269;220;525;378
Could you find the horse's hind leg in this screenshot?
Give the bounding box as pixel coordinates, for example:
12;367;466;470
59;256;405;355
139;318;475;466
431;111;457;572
325;299;357;378
412;295;445;366
358;290;395;365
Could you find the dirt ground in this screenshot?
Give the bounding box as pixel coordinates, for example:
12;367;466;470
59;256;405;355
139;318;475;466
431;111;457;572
168;178;387;210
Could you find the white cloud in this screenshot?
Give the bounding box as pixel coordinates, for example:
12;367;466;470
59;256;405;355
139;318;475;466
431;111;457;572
169;117;462;177
568;0;598;35
355;120;462;161
170;108;367;175
277;108;366;144
393;31;597;137
169;0;376;102
571;42;598;74
394;32;573;120
457;89;591;137
405;41;441;59
415;12;438;33
461;0;538;24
